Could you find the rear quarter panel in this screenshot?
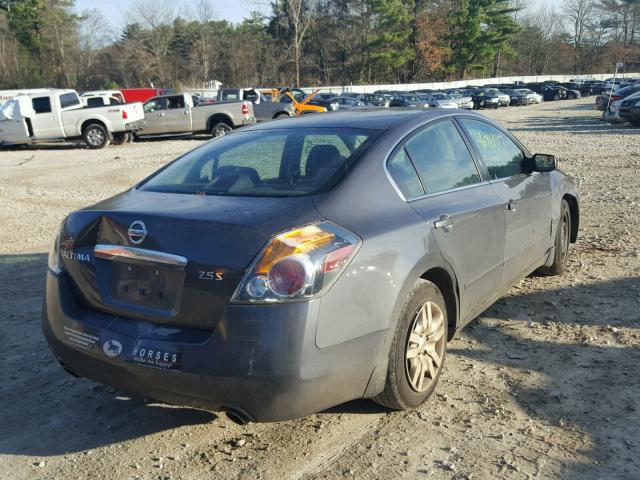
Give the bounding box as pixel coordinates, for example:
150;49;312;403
61;107;126;136
311;123;457;351
191;102;251;131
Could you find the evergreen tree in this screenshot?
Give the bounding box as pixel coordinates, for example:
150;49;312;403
449;0;521;78
368;0;415;82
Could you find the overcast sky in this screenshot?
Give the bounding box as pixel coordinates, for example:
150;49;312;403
74;0;564;32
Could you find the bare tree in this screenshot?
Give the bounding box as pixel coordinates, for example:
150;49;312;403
563;0;597;73
274;0;318;86
75;9;114;88
128;0;178;85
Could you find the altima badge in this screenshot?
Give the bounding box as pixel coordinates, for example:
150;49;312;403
128;220;147;244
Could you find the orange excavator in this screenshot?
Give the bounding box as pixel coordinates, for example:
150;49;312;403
256;87;327;115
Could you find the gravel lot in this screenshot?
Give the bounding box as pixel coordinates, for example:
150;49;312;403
1;99;639;480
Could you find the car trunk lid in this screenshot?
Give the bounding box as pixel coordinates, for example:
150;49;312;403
61;190;320;330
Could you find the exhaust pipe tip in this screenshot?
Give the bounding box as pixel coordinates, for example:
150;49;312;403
221;407;252;426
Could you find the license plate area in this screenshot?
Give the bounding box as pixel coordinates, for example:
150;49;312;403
109;262;182;311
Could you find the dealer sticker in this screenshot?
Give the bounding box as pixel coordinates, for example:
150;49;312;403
128;343;182;372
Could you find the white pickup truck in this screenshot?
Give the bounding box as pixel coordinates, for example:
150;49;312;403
137;93;255;138
0;89;144;148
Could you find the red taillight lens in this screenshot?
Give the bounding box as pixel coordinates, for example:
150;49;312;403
269;257;308;297
323;245;354;273
241;103;249;115
122;110;128;120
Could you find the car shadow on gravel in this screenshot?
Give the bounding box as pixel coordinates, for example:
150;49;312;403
450;276;640;478
0;142;90;151
0;253;216;457
510;115;640;134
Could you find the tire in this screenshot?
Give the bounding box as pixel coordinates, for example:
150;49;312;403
374;280;448;411
83;123;110;149
539;199;571;276
110;133;128;145
210;122;232;138
553;94;560;101
274;113;291;119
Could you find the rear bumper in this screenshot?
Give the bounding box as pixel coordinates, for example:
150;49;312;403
619;108;640;123
124;121;144;132
42;271;385;422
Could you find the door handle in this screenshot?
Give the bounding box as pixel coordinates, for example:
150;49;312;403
506;200;517;212
434;214;454;232
159;112;165;117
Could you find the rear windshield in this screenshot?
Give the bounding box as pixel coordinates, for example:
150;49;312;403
138;128;379;197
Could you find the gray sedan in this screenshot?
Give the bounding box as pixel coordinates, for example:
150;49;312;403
42;110;579;423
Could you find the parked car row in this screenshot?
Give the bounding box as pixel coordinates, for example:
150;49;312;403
0;88;257;148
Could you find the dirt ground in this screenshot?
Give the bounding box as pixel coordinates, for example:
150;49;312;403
1;99;639;480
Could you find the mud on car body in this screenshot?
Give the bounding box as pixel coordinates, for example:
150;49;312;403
43;109;579;423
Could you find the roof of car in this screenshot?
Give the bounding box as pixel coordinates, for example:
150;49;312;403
248;108;482;131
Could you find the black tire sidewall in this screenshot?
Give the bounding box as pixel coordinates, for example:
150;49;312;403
391;282;448;409
556;200;571;268
110;133;126;145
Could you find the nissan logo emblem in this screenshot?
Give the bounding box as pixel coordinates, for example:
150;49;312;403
128;220;147;245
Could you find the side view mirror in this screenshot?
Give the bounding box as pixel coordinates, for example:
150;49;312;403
529;153;556;172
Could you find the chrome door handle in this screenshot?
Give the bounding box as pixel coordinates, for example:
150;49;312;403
159;112;165;117
434;214;454;231
506;200;517;212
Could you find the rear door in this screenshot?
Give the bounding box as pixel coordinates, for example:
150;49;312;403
387;119;505;321
458;117;553;286
29;96;64;139
162;95;192;133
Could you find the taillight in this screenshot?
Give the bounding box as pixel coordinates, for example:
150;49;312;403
232;222;361;303
48;221;65;275
241;103;249;116
122;110;128;120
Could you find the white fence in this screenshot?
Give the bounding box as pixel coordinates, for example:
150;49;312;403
183;72;639;98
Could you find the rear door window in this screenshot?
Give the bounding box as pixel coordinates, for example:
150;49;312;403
459;118;525;179
167;96;185;109
404;120;481;195
59;92;80;109
87;97;104;107
32;97;52;114
387;149;424;199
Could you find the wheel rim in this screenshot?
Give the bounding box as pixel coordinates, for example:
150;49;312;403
405;301;446;393
87;127;104;146
213;126;230;137
560;211;570;261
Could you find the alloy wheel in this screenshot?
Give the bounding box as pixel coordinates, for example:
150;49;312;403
87;127;104;146
405;301;446;393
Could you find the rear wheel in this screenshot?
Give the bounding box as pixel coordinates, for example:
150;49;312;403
374;281;447;410
539;199;571;276
274;113;291;119
110;133;129;145
210;122;232;138
83;123;110;149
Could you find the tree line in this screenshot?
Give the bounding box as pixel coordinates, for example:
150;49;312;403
0;0;638;91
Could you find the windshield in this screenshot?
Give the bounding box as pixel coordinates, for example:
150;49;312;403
139;128;379;197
